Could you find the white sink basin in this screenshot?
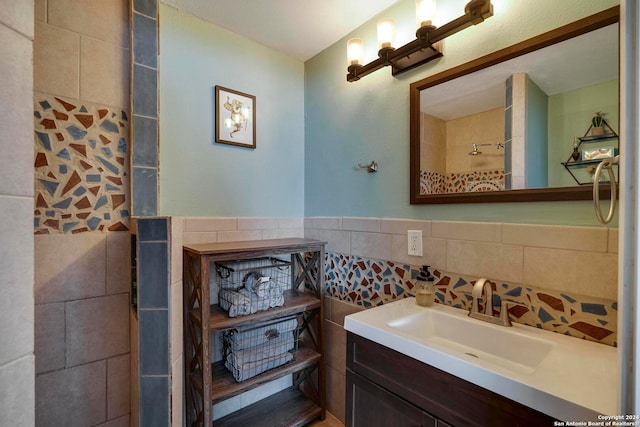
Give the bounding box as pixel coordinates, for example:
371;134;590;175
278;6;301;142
387;306;554;374
344;297;617;421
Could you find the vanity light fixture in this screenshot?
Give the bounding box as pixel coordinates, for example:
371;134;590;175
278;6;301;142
347;0;493;82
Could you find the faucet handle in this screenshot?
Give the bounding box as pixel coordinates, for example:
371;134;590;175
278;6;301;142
499;300;513;327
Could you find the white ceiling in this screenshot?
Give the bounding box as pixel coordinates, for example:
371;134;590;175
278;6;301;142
421;24;619;120
161;0;401;61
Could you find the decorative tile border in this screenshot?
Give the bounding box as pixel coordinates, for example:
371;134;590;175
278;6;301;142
420;171;446;194
420;169;505;194
324;253;617;346
34;95;130;234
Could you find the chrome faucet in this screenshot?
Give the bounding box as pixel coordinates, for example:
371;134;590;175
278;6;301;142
468;278;512;327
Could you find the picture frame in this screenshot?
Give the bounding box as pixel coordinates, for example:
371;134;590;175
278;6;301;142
215;85;256;149
581;146;615;161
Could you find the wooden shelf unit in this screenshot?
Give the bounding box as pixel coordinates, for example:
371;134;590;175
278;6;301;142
183;238;326;427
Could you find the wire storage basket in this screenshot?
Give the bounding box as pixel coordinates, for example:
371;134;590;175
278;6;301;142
222;315;299;382
215;257;291;317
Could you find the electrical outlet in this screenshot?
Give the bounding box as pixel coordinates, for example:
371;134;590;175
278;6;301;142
407;230;423;256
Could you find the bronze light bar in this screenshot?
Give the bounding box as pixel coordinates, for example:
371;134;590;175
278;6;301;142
347;0;493;82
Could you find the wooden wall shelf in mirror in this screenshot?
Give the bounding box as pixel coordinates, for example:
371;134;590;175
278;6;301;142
410;6;619;204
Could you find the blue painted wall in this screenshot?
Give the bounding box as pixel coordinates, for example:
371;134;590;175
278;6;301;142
548;79;619;188
159;5;305;217
526;78;549;188
304;0;619;225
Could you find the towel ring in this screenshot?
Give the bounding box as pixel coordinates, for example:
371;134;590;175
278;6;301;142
593;155;619;224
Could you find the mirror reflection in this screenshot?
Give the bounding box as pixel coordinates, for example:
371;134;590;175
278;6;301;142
418;23;618;195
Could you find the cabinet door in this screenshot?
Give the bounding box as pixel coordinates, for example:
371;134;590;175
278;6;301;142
346;370;436;427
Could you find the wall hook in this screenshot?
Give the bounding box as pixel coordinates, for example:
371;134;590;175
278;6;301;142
356;161;378;173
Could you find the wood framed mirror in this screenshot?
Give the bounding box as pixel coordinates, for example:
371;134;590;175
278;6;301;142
409;6;619;204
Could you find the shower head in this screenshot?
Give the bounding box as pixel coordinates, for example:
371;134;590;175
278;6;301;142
468;142;504;155
469;144;481;156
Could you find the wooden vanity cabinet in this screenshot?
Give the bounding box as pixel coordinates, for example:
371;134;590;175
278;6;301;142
183;238;326;427
347;369;436;427
346;332;556;427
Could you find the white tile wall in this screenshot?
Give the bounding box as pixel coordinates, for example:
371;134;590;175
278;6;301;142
342;217;381;232
48;0;129;48
35;303;65;374
305;217;618;300
184;217;236;232
2;4;34;427
0;24;34;197
0;355;35;427
381;219;431;236
432;220;502;242
34;22;80;99
351;231;392;261
0;0;34;37
171;355;184;427
80;36;129;109
170;281;182;365
237;217;279;230
34;233;107;303
0;197;34;366
502;223;608;252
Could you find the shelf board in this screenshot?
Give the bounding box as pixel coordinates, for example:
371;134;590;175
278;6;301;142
578;133;617;142
194;345;320;404
214;386;322;427
190;290;321;332
561;159;611;167
184;238;326;258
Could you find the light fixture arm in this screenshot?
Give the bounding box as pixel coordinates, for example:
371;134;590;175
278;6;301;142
426;0;492;43
347;0;493;82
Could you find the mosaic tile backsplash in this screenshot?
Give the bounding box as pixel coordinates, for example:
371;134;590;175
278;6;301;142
324;252;617;346
34;96;130;234
420;169;505;194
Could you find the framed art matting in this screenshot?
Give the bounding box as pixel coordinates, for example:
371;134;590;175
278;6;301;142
215;86;256;149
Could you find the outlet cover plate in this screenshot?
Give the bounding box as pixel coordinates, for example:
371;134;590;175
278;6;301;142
408;230;423;256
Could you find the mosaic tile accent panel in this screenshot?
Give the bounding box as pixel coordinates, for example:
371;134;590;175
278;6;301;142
324;253;419;307
420;171;446;194
420;169;505;194
34;96;130;234
324;253;617;346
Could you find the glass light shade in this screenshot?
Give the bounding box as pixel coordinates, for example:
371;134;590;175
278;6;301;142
347;38;363;66
377;19;396;49
416;0;437;28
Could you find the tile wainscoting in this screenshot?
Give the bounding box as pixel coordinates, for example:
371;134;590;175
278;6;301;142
152;215;616;426
324;253;616;346
306;217;618;347
34;232;131;427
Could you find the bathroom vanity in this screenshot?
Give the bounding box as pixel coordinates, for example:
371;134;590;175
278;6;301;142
344;298;617;427
346;332;554;426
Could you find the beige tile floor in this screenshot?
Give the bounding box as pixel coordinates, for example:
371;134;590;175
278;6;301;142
309;411;344;427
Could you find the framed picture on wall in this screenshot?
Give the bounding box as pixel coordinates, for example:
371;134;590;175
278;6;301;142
215;85;256;149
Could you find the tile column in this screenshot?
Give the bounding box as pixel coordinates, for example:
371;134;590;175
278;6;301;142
131;0;159;216
137;218;171;425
